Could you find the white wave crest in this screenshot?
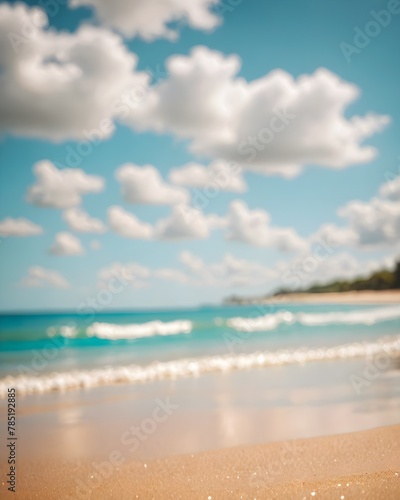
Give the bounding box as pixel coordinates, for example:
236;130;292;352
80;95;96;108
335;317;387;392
227;306;400;332
86;319;192;340
48;325;78;338
1;335;399;398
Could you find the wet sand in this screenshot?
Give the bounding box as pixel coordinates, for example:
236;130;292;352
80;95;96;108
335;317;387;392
6;424;400;499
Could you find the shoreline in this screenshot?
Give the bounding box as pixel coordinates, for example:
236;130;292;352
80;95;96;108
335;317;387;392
227;289;400;306
9;425;400;499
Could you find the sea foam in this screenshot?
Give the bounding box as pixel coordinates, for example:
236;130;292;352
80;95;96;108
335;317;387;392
1;335;399;398
47;319;193;340
227;305;400;332
86;319;192;340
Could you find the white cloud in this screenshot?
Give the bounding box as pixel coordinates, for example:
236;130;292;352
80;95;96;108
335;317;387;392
148;250;278;287
155;205;211;240
107;198;308;249
0;3;149;141
311;176;400;250
49;232;85;256
116;163;190;205
21;266;69;288
0;217;43;236
108;205;153;239
179;250;206;274
125;46;390;177
338;198;400;247
27;161;104;209
154;268;189;284
98;262;150;288
163;251;279;287
69;0;221;40
95;249;397;294
169;160;247;192
379;176;400;200
310;223;358;249
225;200;307;252
107;203;221;241
1;6;388;175
63;208;106;233
279;251;396;292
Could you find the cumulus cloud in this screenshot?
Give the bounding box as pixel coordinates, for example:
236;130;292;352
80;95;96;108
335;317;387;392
49;232;85;256
279;251;394;292
63;208;107;233
0;217;43;236
107;204;216;241
107;198;307;249
338;198;400;247
98;262;150;288
310;223;358;249
0;3;149;141
160;251;279;287
312;176;400;249
225;200;307;252
379;176;400;200
153;268;189;284
155;205;212;240
108;205;153;239
95;249;396;294
125;46;390;177
116;163;190;205
27;161;104;209
1;6;389;176
69;0;221;40
169;160;246;192
20;266;69;288
147;250;278;287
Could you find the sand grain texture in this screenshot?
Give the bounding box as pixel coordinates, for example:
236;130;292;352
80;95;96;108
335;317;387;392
5;425;399;499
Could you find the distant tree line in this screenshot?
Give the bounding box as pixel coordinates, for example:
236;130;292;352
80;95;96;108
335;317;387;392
274;261;400;295
224;262;400;305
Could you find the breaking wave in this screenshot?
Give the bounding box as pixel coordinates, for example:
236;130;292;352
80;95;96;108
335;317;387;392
47;319;193;340
1;335;399;398
86;320;192;340
227;305;400;332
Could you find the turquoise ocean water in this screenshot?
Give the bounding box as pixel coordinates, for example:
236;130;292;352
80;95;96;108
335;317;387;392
1;302;400;397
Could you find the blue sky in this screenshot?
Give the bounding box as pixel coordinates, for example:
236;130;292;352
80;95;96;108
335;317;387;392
0;0;399;311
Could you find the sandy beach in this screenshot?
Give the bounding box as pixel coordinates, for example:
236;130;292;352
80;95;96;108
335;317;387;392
258;290;400;305
1;0;399;499
4;424;398;499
